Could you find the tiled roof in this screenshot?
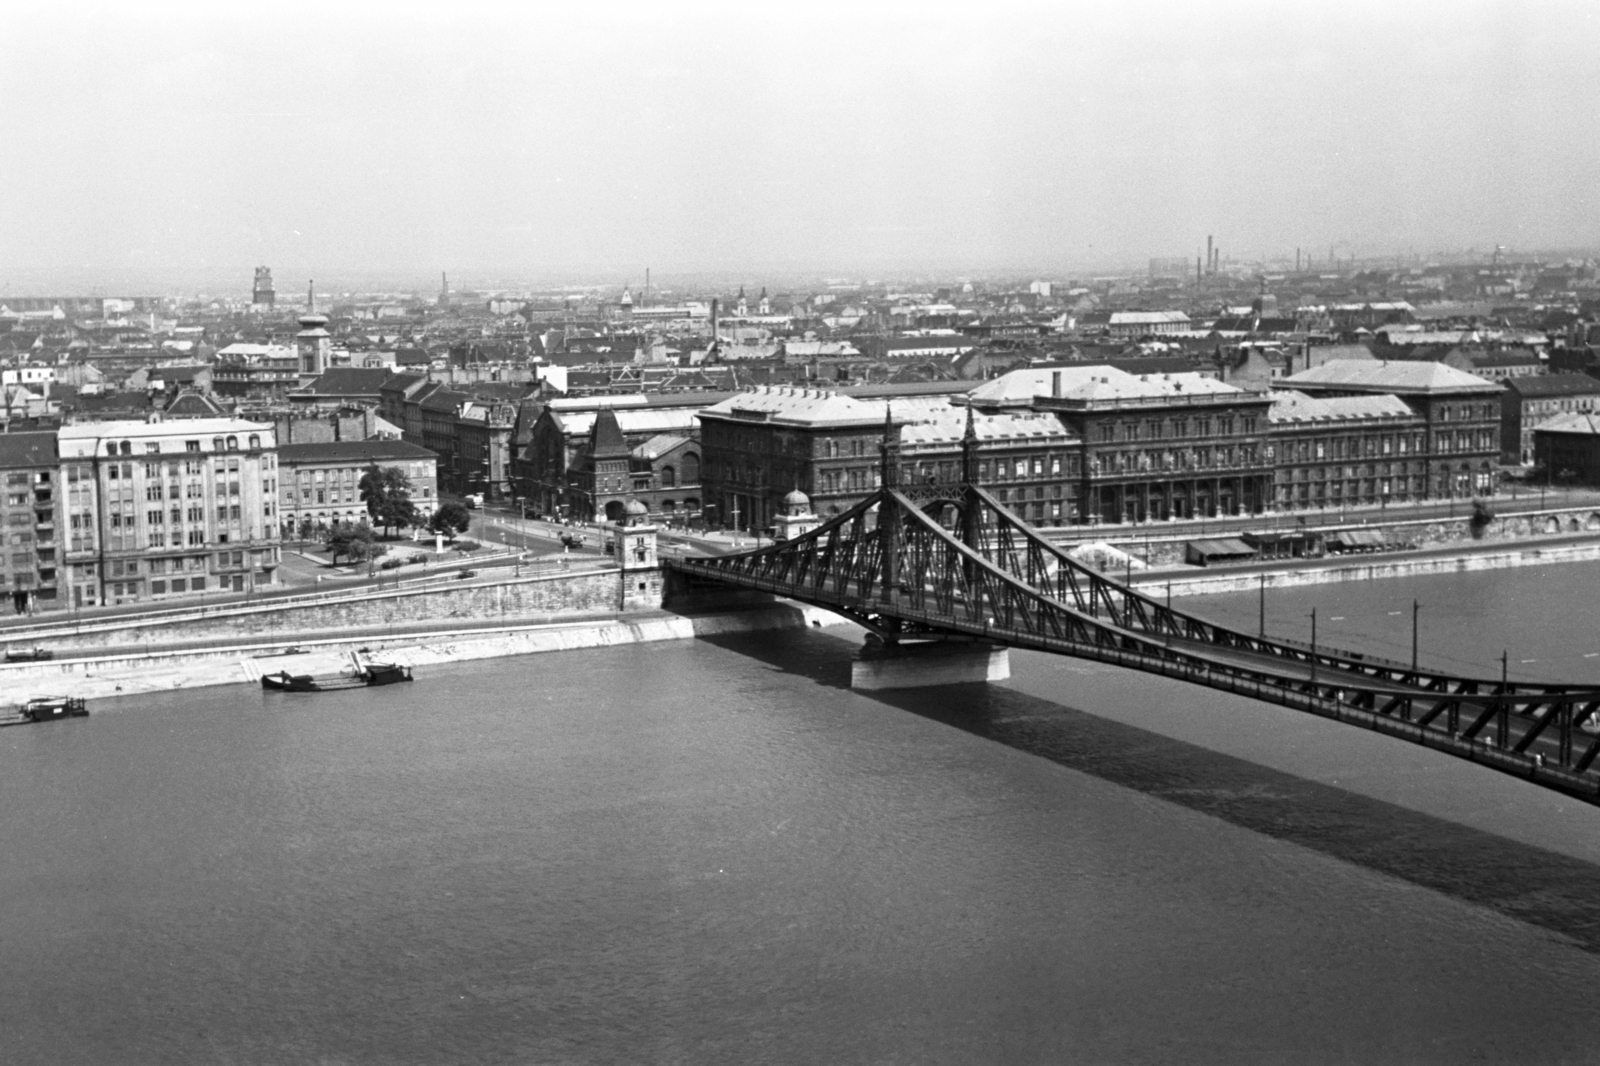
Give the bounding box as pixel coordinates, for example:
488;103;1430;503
1533;412;1600;435
548;408;701;440
699;386;880;426
0;430;57;468
967;365;1239;407
1506;373;1600;398
632;434;692;460
900;411;1075;446
276;440;438;463
1268;390;1417;424
294;368;395;395
1282;359;1501;394
1109;311;1191;326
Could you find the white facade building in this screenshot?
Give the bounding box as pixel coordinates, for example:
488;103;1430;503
57;419;282;608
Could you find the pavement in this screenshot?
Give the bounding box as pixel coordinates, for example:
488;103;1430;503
1047;487;1600;548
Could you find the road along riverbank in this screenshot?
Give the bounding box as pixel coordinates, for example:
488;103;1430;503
0;604;846;709
1130;532;1600;598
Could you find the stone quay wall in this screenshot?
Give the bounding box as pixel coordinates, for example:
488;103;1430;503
2;567;664;654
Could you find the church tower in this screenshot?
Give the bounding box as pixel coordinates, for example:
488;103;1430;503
251;266;275;309
296;280;332;385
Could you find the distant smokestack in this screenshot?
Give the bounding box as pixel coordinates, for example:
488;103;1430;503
710;298;719;347
1206;235;1213;275
1296;247;1301;272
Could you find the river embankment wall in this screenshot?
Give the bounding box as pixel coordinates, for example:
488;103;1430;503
0;603;843;708
0;566;666;654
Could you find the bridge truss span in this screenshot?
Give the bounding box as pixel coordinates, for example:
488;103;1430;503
671;478;1600;806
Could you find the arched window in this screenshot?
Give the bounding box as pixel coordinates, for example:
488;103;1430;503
106;442;118;456
681;452;700;484
248;435;260;450
226;436;238;450
660;465;676;488
212;438;224;452
119;441;132;456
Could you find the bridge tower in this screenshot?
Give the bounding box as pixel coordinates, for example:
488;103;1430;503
851;402;1010;691
877;404;901;620
774;488;820;541
612;498;660;609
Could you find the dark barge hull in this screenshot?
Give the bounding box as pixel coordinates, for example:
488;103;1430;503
261;665;412;692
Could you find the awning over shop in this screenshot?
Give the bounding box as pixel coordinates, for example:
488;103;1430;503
1185;538;1258;566
1242;531;1315;547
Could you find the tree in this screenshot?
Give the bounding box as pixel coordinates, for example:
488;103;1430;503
428;501;472;542
359;464;421;536
325;521;378;565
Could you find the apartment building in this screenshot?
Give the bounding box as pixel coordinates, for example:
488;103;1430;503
0;431;64;613
57;419;281;608
277;439;438;538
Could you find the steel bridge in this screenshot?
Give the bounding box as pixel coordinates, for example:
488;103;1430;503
669;417;1600;807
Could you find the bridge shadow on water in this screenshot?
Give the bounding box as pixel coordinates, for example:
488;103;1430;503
702;628;1600;956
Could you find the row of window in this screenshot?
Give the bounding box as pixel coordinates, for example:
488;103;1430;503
101;434;263;456
1094;414;1257;444
1436;403;1498;423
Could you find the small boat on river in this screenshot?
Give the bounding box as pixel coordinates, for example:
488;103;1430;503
1;696;89;726
259;649;412;693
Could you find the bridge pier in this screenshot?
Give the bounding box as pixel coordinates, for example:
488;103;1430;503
850;635;1010;691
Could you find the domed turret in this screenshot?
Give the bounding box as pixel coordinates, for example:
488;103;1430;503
783;488;811;515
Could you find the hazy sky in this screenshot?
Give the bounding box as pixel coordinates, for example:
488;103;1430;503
3;0;1598;291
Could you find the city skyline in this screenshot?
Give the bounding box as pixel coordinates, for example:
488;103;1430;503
4;0;1599;291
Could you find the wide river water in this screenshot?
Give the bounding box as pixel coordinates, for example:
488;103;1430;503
9;563;1600;1064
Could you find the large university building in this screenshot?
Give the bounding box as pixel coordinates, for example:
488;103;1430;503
57;419;282;608
693;362;1507;536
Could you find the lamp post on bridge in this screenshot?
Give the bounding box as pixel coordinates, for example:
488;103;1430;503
1259;573;1266;638
1412;599;1421;674
1308;607;1317;687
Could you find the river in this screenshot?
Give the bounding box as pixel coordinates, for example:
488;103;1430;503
6;562;1600;1063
